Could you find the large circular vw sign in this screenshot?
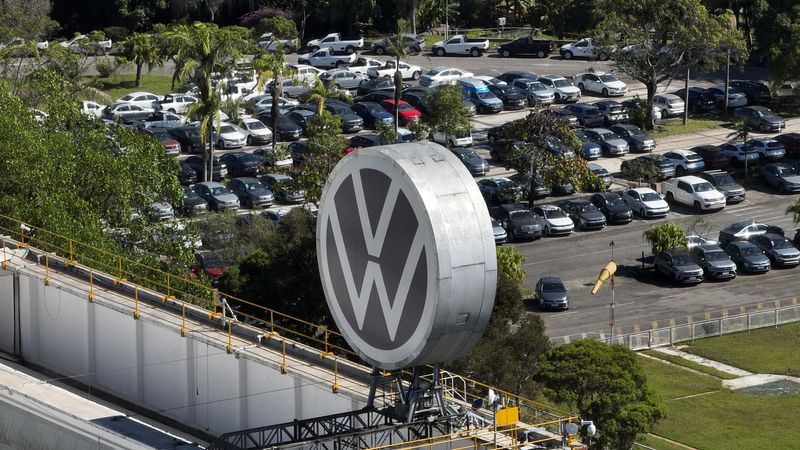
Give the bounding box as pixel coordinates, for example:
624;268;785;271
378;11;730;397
317;141;497;370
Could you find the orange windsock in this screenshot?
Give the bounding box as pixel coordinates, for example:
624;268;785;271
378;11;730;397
591;261;617;295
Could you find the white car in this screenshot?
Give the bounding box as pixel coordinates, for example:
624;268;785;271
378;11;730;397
719;142;760;166
431;129;473;147
59;34;112;55
79;100;105;119
472;75;506;86
257;33;298;53
531;205;574;236
237;118;273;145
537;75;581;103
559;38;608;60
251;95;299;114
575;72;628;97
158;93;197;114
297;47;356;69
748;138;786;161
367;60;423;80
653;94;685;118
345;56;383;75
288;64;324;83
214;123;247;149
622;187;670;218
116;91;162;109
138;111;184;129
708;86;748;109
418;67;474;88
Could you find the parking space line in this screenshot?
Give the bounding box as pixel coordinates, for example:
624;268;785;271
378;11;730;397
757;302;764;310
686;315;693;324
740;306;746;315
669;318;676;327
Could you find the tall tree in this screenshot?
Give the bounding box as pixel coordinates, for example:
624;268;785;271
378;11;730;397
384;19;411;135
752;0;800;91
293;110;348;204
122;32;163;88
162;22;251;182
422;84;470;147
0;0;57;42
253;49;294;150
535;340;664;450
593;0;746;130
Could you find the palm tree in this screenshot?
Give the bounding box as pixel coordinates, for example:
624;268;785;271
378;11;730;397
728;118;752;179
122;33;162;88
643;221;687;254
786;198;800;225
162;22;250;182
253;49;293;150
384;20;412;135
306;78;333;114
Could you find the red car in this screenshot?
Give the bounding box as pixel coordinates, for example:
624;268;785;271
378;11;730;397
191;251;227;284
145;128;181;156
380;99;421;126
774;133;800;157
690;145;729;170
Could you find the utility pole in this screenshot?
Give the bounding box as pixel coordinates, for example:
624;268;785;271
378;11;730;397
445;0;449;41
609;241;616;343
683;66;689;125
724;49;731;116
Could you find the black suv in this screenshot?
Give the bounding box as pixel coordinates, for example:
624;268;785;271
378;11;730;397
495;204;543;241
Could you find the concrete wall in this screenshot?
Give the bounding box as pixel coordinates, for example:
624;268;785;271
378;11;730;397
4;269;366;437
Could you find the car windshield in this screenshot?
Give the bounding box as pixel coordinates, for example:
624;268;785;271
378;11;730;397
599;74;618;82
705;251;728;261
629;128;645;137
778;167;798;177
220;125;237;133
201;253;225;268
509;210;534;220
740;246;761;256
542;282;565;292
641;192;661;201
693;182;714;192
544;209;566;219
476;91;494;99
553;79;573;88
715;174;736;186
245;182;263;191
527;82;547;91
672;254;693;265
772;238;794;249
397;102;413;111
608;198;626;207
599;131;616;140
496;179;513;188
210;186;230;195
459;151;480;160
247;121;266;130
755;108;774;117
765;141;783;148
574;203;597;213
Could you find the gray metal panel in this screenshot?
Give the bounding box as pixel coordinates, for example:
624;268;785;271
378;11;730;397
317;141;496;370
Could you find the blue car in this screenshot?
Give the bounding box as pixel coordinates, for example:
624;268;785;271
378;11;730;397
575;130;602;160
351;101;394;129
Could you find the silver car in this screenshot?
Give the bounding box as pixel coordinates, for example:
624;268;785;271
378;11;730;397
584;128;630;156
193;182;240;211
511;78;556;106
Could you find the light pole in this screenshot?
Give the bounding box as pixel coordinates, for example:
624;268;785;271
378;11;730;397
445;0;449;41
609;241;615;343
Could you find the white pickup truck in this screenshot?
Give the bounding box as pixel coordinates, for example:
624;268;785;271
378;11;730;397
367;60;423;80
661;175;726;211
432;35;490;57
297;47;357;69
60;34;112;55
306;33;364;54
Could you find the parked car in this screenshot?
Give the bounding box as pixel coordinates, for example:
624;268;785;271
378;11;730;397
135;111;183;130
260;173;305;203
698;171;745;203
324;100;364;132
761;163;800;193
458;78;504;114
774;133;800;156
531;205;575;236
621;154;676;181
495;204;543;241
622;187;670;218
559;38;607;60
724;241;771;273
79;100;105;118
653;250;704;284
227;177;274;209
672;87;716;114
690;244;737;280
478;177;520;204
270;114;304;141
158;93;197;114
192;251;227;284
509;172;551;199
102;103;153;123
491;218;507;244
691;145;730;170
661;175;726;211
432;129;473;148
252;146;292;168
537;75;581;103
357;78;397;96
115;91;161;109
734;106;786;132
184;155;227;181
583;128;630;156
707;86;748;109
574;71;628;97
749;233;800;267
178;161;197;185
343;56;382;75
718;220;784;246
729;80;771;104
590;192;633;224
564;103;604;127
220;152;262;178
621;98;662;121
662;149;706;175
593;100;628;125
380;99;421;125
511;78;556;106
748;137;786;160
297;47;356;69
561;199;607;230
319;69;367;90
534;277;570;310
574;130;603;160
236;118;272;145
257;32;298;53
268;78;312;99
180;186;207;215
498;36;554;58
609;124;656;153
351;101;394;128
418;66;474;87
546;108;580;128
719;142;759;166
496;71;539;84
371;34;424;55
487;84;528;110
653;94;685;118
168;126;207;154
588;163;613;190
431;34;490;57
367;60;422;80
193;181;239;210
305;33;364;53
450;148;490;176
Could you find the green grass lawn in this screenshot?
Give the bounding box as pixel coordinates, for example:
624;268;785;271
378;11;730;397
681;321;800;377
639;354;800;450
636;434;694;450
649;117;728;139
642;351;738;380
89;73;176;102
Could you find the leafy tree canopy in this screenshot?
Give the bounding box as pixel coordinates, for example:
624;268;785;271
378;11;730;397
753;0;800;89
643;221;687;253
422;84;471;146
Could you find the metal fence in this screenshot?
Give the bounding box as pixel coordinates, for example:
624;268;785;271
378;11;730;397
551;303;800;350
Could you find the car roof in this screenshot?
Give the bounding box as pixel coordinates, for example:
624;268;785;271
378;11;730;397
696;244;724;252
587;127;613;133
197;181;224;187
655;93;681;100
564;198;590;205
539;75;566;80
668;149;697;156
487;177;512;183
595;191;621;199
612;123;637;130
539;276;563;284
674;175;707;184
663;248;690;256
500;203;528;211
233;177;260;183
537;204;562;210
629;187;657;194
727;240;754;248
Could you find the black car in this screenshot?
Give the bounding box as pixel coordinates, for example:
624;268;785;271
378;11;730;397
183;155;227;181
283;109;316;132
227;177;274;209
561;199;607;230
325;100;364;133
477;177;520;204
497;37;554;58
564;103;604;127
749;233;800;267
718;220;784;246
400;92;429;114
547;108;580;128
168;126;207;154
534;276;569;310
590;192;633;224
288;141;310;165
220;152;262;178
672;87;716;113
180;186;208;215
351;101;394;128
510;172;551;199
729;80;771;104
358;90;396;104
348;134;382;151
495;204;543;241
357;78;396;96
724;241;771;273
266;115;303;141
450;148;489;176
487;84;527;110
496;71;539;83
178;161;197;185
260;173;305;203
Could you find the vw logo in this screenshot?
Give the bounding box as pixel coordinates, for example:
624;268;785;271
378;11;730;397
318;143;497;370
